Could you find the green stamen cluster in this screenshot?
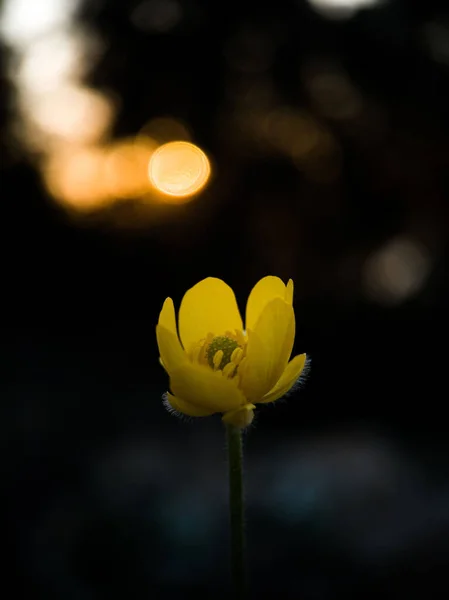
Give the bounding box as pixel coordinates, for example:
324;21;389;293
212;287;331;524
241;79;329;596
206;336;241;370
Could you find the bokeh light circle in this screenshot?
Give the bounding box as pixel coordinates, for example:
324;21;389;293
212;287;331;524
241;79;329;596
148;141;211;200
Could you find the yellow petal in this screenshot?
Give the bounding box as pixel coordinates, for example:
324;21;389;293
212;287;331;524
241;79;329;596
178;278;243;352
240;298;295;401
222;404;255;428
169;361;246;412
285;279;294;305
156;325;187;373
245;276;286;331
164;392;214;417
158;297;178;336
259;353;307;403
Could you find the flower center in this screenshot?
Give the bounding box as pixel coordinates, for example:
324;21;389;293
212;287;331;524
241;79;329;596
206;336;241;371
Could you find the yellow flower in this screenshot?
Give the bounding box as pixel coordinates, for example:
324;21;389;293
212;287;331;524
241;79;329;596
156;276;307;428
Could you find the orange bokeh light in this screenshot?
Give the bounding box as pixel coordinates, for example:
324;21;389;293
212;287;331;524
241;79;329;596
43;146;110;211
103;136;157;199
43;136;160;212
148;141;211;202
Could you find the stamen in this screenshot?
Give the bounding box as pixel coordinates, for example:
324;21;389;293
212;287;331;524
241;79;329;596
231;347;243;365
235;329;246;347
222;362;236;378
198;333;214;365
213;350;224;370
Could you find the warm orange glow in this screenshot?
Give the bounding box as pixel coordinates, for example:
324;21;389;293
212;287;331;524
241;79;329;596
103;136;157;199
44;135;161;211
43;146;111;211
148;141;211;201
27;84;114;145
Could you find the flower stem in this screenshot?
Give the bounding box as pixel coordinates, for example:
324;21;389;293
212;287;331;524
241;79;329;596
226;423;247;599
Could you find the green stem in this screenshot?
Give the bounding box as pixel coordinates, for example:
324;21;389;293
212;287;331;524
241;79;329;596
226;424;247;599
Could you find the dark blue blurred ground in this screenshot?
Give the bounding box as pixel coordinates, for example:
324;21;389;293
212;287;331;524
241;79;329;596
5;317;449;599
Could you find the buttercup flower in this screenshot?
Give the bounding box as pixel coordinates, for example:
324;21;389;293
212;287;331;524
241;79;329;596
156;276;307;428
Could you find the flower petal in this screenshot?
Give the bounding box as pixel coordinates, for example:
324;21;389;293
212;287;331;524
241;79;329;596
285;279;294;305
245;276;287;331
164;392;214;417
169;361;246;412
240;298;295;401
178;278;243;352
259;353;307;403
158;297;178;336
156;325;186;374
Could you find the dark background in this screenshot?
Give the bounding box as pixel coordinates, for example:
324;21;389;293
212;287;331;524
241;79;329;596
2;0;449;598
